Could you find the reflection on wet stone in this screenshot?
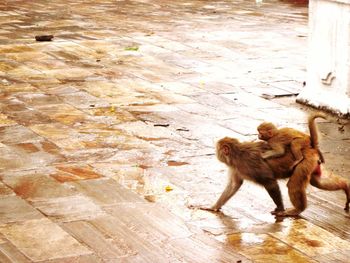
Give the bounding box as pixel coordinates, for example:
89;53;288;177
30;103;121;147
0;0;349;261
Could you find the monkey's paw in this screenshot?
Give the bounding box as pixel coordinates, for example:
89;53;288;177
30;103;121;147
271;208;284;215
199;206;220;212
275;208;301;217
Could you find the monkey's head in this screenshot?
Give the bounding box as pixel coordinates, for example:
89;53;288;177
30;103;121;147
257;122;276;140
216;137;239;165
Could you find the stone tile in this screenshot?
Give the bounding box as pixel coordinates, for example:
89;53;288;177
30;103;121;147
271;219;350;257
0;125;43;145
29;123;91;150
114;120;184;141
33;195;106;222
224;232;316;263
52;164;103;182
36;103;89;126
0;0;348;262
0;218;92;262
58;91;110;109
0;181;14;196
0;113;16;127
62;221;135;260
104;203;192;242
1;170;77;201
0;196;43;224
0;140;65;172
0;241;31;263
70;178;144;205
15;92;62;107
90;215;176;263
38;253;103;263
59;148;118;163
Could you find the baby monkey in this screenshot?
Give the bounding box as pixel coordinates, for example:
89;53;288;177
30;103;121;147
257;113;326;170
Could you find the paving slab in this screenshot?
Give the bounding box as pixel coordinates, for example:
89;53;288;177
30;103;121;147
0;0;349;262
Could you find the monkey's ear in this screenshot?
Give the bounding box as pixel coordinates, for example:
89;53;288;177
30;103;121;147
222;145;230;155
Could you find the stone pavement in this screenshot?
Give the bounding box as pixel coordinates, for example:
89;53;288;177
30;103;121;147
0;0;350;262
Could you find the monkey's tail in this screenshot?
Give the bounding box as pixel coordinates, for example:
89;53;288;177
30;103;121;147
308;112;327;163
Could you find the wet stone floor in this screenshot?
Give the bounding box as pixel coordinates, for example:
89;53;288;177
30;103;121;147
0;0;350;262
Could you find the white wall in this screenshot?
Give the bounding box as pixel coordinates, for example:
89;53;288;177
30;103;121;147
297;0;350;116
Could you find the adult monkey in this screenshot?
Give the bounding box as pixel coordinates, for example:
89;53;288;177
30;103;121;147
198;137;349;216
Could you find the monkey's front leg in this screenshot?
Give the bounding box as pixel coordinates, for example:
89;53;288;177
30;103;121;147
201;169;243;212
263;180;284;214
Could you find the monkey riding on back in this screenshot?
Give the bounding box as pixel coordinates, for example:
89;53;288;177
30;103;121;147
195;113;350;217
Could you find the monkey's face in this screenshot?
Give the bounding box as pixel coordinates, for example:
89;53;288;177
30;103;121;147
258;129;271;140
257;123;275;141
216;137;238;164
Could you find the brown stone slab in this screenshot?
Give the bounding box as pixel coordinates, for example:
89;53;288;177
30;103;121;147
33;195;106;222
53;164;102;182
0;141;65;172
1;171;77;201
38;253;103;263
0;113;16;127
0;181;14;196
0;196;43;224
90;215;184;263
165;233;252;263
104;203;192;242
0;125;43;145
270;219;350;257
62;221;136;260
231;232;317;262
70;178;144;205
58;91;110;109
0;218;91;261
302;195;350;238
0;241;31;263
314;250;350;263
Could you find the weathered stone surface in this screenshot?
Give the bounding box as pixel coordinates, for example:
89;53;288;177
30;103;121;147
62;221;135;260
0;196;43;224
271;219;350;257
38;253;103;263
0;0;349;262
33;195;106;222
70;178;144;205
1;171;77;201
0;219;91;261
0;181;14;196
0;241;31;263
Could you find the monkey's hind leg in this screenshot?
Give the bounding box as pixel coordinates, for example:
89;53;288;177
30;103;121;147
310;167;350;211
277;168;311;217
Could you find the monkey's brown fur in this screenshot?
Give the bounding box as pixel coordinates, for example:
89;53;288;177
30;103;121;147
203;136;350;216
213;137;284;213
257;113;326;170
